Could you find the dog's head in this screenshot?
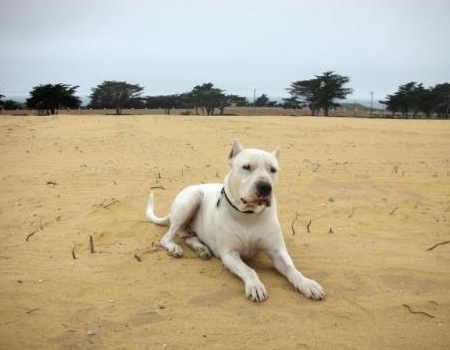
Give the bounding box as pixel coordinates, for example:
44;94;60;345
226;140;280;211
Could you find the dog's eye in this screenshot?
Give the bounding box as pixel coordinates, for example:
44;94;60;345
242;164;251;171
270;167;277;173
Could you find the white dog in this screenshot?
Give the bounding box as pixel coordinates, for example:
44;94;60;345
146;141;325;302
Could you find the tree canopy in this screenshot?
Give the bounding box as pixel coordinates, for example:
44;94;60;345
145;94;181;115
254;94;277;107
288;71;352;116
89;81;145;114
2;100;23;109
183;83;224;115
380;82;450;118
25;84;81;115
143;85;249;115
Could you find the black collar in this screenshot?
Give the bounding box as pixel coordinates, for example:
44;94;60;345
217;187;256;214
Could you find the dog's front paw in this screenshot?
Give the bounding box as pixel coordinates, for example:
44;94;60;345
196;245;212;259
295;277;326;300
245;280;268;302
161;241;183;258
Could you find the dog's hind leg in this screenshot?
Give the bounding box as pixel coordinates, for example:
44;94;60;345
184;235;212;259
160;187;202;258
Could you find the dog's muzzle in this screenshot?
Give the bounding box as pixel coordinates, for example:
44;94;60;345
241;181;273;207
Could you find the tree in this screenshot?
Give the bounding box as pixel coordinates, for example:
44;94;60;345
0;89;4;107
380;82;437;118
145;94;181;115
282;96;303;109
254;93;278;107
288;71;352;116
218;94;249;115
185;83;227;115
255;94;269;107
89;81;144;115
431;83;450;118
26;84;81;115
3;100;23;109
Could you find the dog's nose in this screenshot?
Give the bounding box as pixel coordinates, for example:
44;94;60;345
256;181;272;197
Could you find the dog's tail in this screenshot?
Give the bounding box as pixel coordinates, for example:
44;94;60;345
146;193;170;226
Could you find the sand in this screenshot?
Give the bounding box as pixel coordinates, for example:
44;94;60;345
0;114;449;350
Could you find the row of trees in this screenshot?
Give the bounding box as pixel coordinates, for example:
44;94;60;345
1;71;352;116
380;82;450;118
1;73;449;117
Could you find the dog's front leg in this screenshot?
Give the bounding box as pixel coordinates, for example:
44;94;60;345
267;249;326;300
221;251;268;302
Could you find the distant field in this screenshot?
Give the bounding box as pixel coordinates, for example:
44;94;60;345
0;114;449;350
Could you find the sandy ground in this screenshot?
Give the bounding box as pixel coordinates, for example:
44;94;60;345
0;114;449;350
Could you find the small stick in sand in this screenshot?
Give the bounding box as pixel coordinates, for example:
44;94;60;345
150;185;166;190
26;308;40;315
103;199;119;209
71;242;77;260
25;217;45;241
89;235;95;254
134;242;160;262
291;211;299;236
425;240;450;251
25;229;39;242
306;219;312;233
348;207;356;218
402;304;435;318
389;206;399;215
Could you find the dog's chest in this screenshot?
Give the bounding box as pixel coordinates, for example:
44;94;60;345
223;218;271;259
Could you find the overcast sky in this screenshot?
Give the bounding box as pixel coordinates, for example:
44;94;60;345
1;0;449;104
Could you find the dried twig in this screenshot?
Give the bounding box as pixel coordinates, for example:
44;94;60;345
329;227;334;234
25;229;39;242
306;219;312;233
103;199;119;209
425;240;450;251
348;207;356;218
312;164;321;172
134;242;159;262
71;242;77;260
150;185;166;190
26;308;40;315
402;304;435;318
25;217;45;242
89;235;95;254
291;211;299;236
389;206;399;215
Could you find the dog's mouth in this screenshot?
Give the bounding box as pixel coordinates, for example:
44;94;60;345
241;195;272;207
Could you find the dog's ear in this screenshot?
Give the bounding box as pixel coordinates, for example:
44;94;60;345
229;140;244;160
272;146;280;160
